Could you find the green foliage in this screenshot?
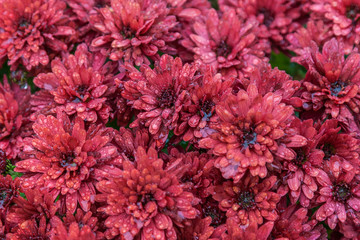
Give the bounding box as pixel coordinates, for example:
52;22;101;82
270;52;307;80
209;0;219;10
5;160;23;179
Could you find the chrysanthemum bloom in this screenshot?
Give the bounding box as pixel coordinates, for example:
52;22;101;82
163;148;223;200
310;0;360;54
6;188;59;227
0;77;31;160
270;205;327;240
0;0;76;71
67;0;111;45
51;209;101;240
67;0;110;24
223;215;274;240
298;38;360;134
211;175;280;225
112;127;152;164
199;84;306;181
234;62;301;104
90;0;180;66
274;118;322;207
175;68;233;144
95;147;199;239
315;170;360;229
218;0;303;49
122;54;198;147
166;0;211;63
33;44;119;123
15;113;119;214
180;8;270;79
6;219;51;240
286;20;334;66
313;119;360;177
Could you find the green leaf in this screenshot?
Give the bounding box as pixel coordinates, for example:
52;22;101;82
5;160;23;179
270;52;307;80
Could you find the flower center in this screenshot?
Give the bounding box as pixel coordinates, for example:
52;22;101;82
322;143;336;160
259;7;274;27
330;81;348;97
158;88;175;108
202;197;226;227
242;130;257;149
122;26;135;39
237;191;256;210
200;99;215;120
333;183;351;203
216;40;231;57
137;193;155;205
60;153;76;168
18;17;29;28
293;149;307;167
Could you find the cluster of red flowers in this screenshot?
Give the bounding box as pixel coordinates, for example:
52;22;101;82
0;0;360;239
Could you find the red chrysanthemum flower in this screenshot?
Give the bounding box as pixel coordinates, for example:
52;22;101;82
162;147;223;200
298;38;360;134
0;77;31;160
15;113;119;214
6;188;59;227
33;43;119;123
90;0;180;66
310;0;360;54
211;174;280;225
181;8;270;78
274;118;322;208
270;205;327;240
6;219;50;240
67;0;111;45
122;54;199;147
314;120;359;177
166;0;211;63
175;68;233;144
112;127;152;164
0;0;76;71
199;84;306;182
315;170;360;229
68;0;110;23
223;215;274;240
218;0;303;49
234;61;301;103
95;146;199;239
286;20;334;66
51;209;101;240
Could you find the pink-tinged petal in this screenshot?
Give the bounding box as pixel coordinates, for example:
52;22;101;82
66;192;78;214
178;8;201;19
348;198;360;211
285;135;307;147
335;202;346;222
316;170;332;186
149;117;162;135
